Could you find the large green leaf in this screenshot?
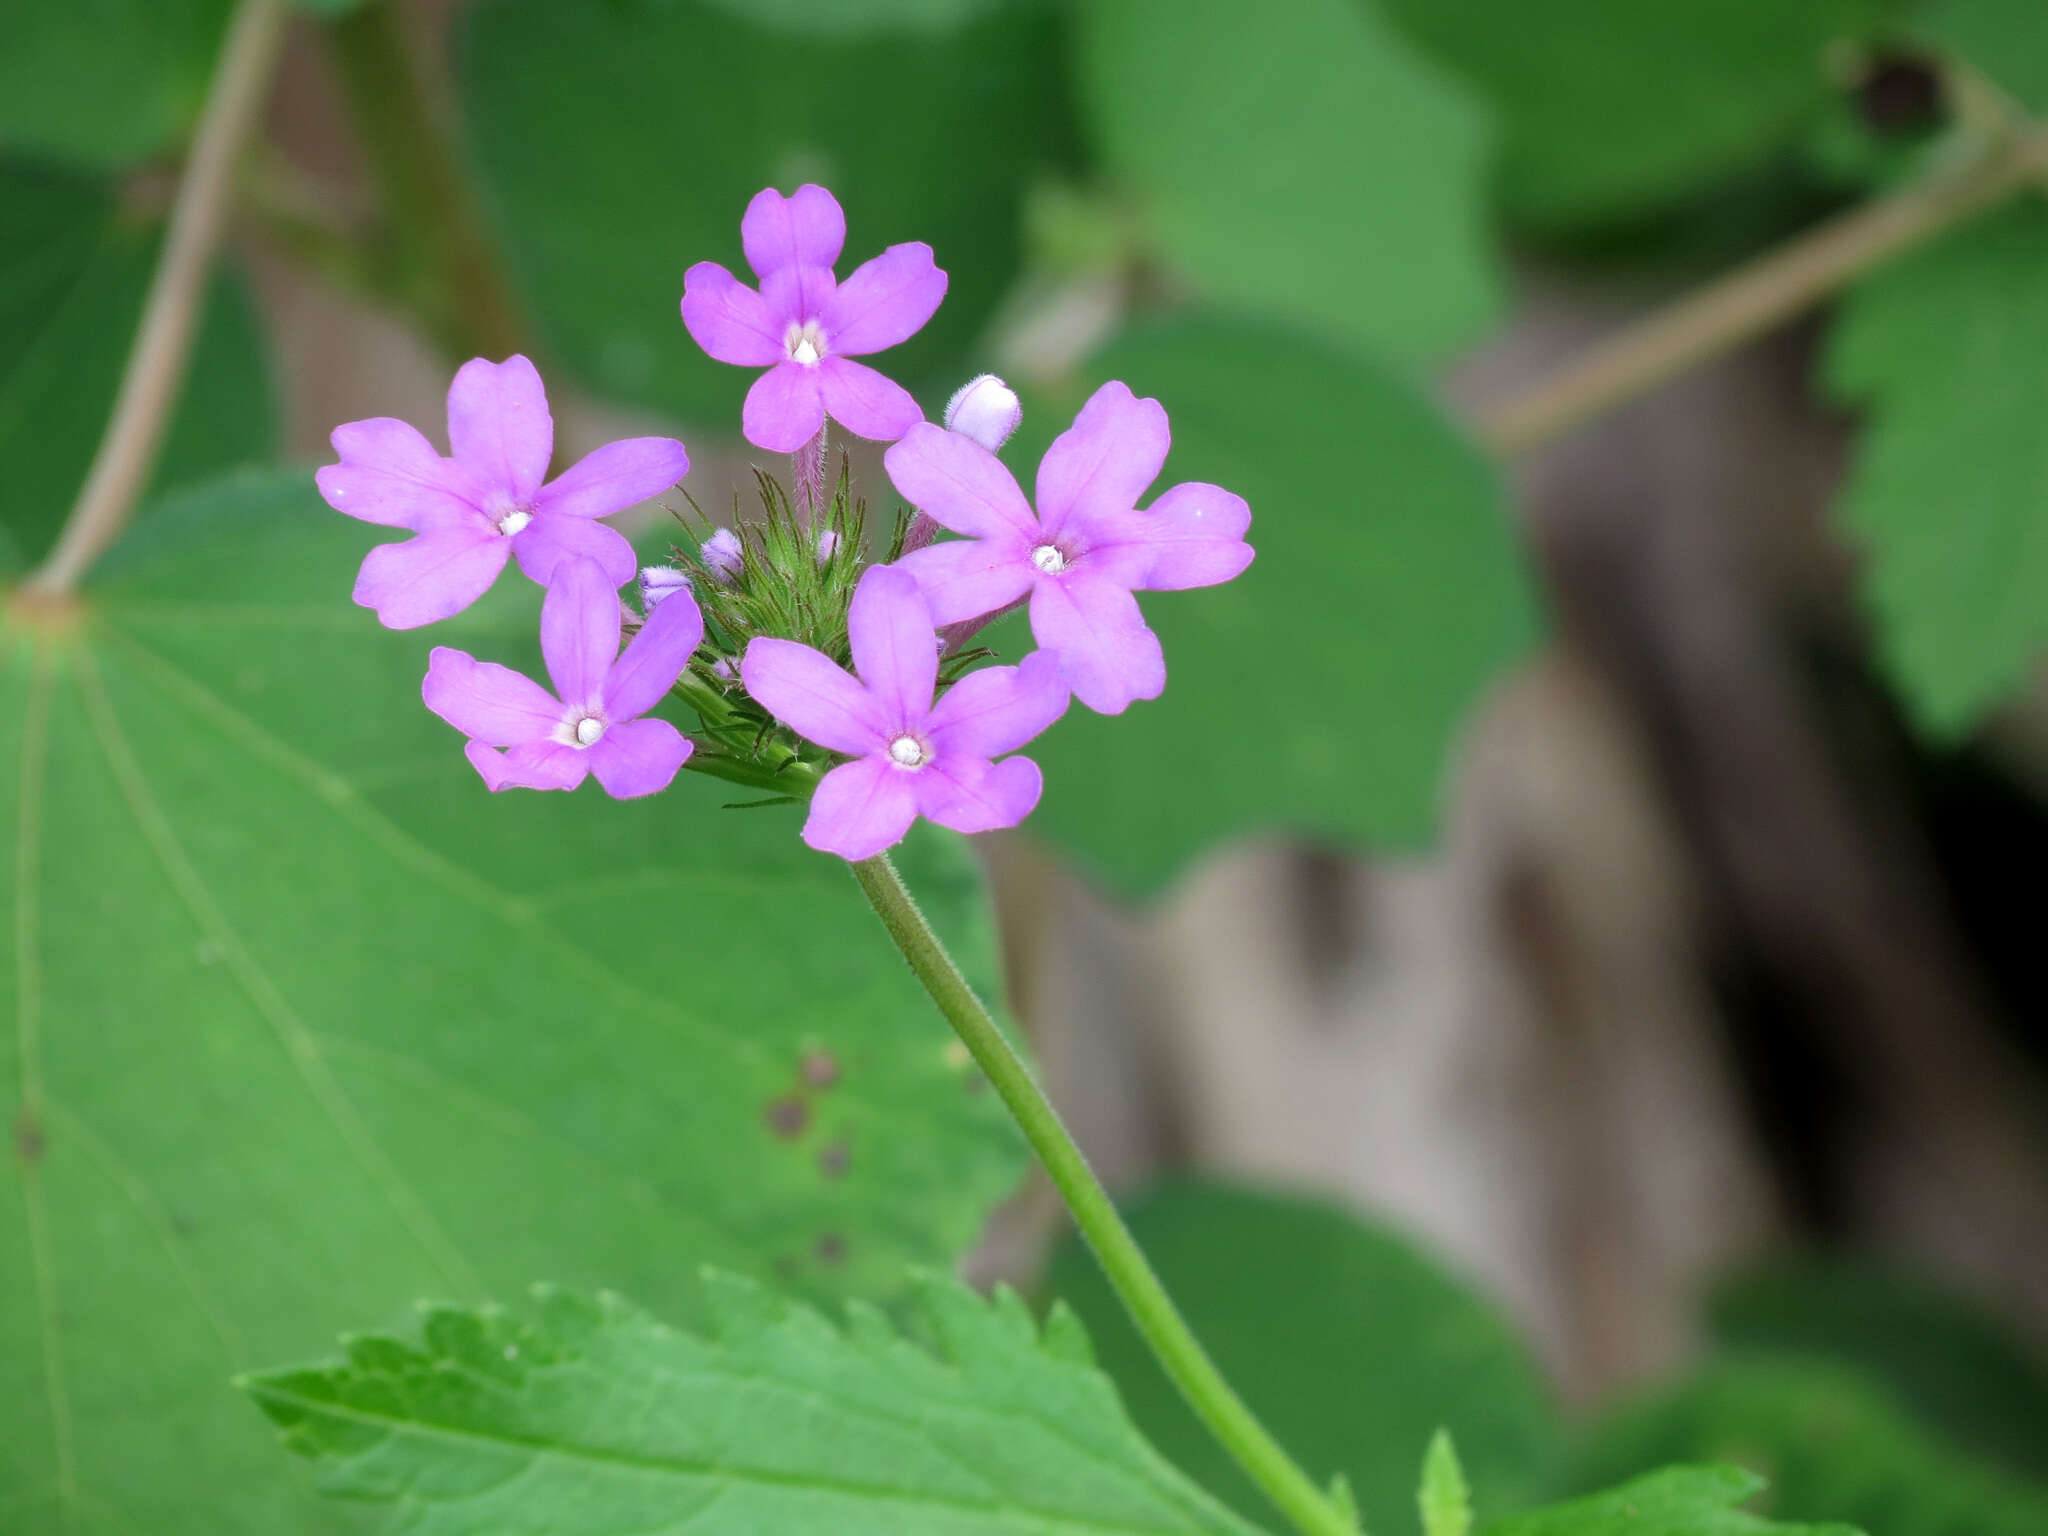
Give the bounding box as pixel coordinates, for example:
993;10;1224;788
1920;0;2048;111
0;0;234;168
0;469;1025;1533
1487;1465;1859;1536
1376;0;1892;231
245;1271;1265;1535
458;0;1075;427
1071;0;1497;366
999;316;1537;894
0;157;275;573
1039;1182;1559;1535
1825;200;2048;735
1570;1361;2048;1536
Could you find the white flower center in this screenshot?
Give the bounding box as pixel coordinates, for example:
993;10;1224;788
1031;543;1066;574
574;716;605;747
784;318;828;367
888;734;926;767
496;508;532;537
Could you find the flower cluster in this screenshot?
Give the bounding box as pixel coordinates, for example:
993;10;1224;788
319;184;1252;860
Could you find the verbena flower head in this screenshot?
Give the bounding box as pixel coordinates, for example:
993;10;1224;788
681;185;946;454
886;381;1254;714
319;356;690;629
423;557;703;798
742;565;1068;860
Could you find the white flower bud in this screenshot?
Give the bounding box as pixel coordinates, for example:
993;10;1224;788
639;564;690;611
815;529;840;566
942;373;1022;453
700;526;744;583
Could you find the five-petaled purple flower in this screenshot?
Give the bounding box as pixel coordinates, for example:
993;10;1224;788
319;355;690;629
682;185;946;454
742;566;1068;860
424;558;703;798
886;381;1254;715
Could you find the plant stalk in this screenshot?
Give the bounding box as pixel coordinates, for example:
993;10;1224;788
23;0;291;596
849;851;1355;1536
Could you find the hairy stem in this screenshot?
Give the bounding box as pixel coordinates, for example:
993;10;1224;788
849;851;1356;1536
23;0;291;596
323;0;524;362
1475;128;2048;458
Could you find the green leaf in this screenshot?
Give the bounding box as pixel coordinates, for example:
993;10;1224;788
1825;200;2048;734
0;469;1025;1533
1919;0;2048;112
1708;1254;2048;1482
1039;1182;1559;1535
458;0;1075;425
1376;0;1893;231
243;1271;1265;1535
0;0;234;168
692;0;1017;34
0;157;275;573
1422;1430;1475;1536
1568;1361;2048;1536
1001;316;1538;894
1486;1465;1861;1536
1071;0;1498;366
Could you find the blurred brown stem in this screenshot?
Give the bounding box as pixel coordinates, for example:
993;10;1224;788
323;0;525;362
1475;129;2048;458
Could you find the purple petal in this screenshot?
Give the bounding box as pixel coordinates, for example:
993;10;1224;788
1086;481;1254;591
1028;569;1165;715
822;243;946;356
1035;381;1170;539
894;535;1035;627
540;557;622;709
761;263;838;329
740;638;883;755
586;717;692;799
318;418;479;528
743;362;826;454
847;564;937;723
926;650;1069;758
511;514;638;589
884;423;1038;540
352;525;510;629
680;262;787;365
423;647;562;746
915;754;1043;835
817;357;923;444
535;437;690;520
604;583;704;721
466;739;588;793
446;355;553;503
742;184;846;281
802;757;921;861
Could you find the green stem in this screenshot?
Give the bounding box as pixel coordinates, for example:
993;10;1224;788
849;852;1355;1536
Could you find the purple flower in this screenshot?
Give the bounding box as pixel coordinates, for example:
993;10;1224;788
640;564;690;611
681;184;946;454
423;557;703;799
319;356;690;629
742;565;1068;860
700;526;745;583
886;381;1254;714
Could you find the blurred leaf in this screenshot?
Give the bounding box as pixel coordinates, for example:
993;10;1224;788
0;0;233;168
1825;200;2048;735
244;1272;1264;1534
1918;0;2048;111
691;0;1017;34
1377;0;1893;232
1000;316;1537;894
1571;1361;2048;1536
1071;0;1498;366
1422;1430;1476;1536
0;469;1024;1533
1491;1464;1860;1536
293;0;367;14
0;158;275;574
458;0;1075;426
1709;1254;2048;1480
1039;1182;1559;1534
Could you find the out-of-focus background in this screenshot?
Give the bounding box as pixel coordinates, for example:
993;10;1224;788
9;0;2048;1531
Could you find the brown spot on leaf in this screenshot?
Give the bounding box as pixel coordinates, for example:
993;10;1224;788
800;1048;840;1090
764;1095;809;1140
818;1141;849;1179
814;1232;847;1265
14;1109;45;1164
